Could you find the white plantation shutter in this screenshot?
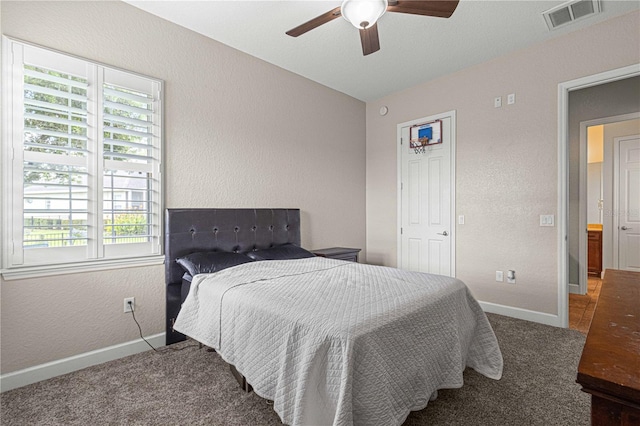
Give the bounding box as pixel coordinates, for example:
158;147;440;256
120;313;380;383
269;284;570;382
101;74;162;258
2;37;163;274
22;64;90;259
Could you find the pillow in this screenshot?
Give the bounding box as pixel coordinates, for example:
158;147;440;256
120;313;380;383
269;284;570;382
176;251;254;277
246;243;315;261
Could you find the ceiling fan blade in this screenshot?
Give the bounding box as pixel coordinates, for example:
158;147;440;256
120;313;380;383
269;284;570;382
387;0;459;18
286;7;342;37
359;23;381;56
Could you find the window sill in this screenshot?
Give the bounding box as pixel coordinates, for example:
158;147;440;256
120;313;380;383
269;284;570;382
1;255;165;281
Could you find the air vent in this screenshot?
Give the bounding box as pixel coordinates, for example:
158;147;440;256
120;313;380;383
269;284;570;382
543;0;601;30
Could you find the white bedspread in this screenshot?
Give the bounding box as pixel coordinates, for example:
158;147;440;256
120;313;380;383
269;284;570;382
174;257;503;426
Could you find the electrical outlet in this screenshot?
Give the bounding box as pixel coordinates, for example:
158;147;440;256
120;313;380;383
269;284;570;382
507;93;516;105
124;297;135;313
507;270;516;284
496;271;504;282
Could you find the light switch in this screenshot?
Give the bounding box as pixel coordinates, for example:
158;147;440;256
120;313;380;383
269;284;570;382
458;215;465;225
540;215;555;227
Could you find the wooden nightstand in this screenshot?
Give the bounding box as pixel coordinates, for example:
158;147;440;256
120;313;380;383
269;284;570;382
312;247;361;262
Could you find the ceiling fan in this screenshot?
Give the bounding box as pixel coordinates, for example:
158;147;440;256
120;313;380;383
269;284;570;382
286;0;460;56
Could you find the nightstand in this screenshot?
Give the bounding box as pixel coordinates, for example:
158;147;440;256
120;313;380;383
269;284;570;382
312;247;361;262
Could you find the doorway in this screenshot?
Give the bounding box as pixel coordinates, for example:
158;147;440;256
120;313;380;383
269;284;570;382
578;115;640;295
559;65;640;328
397;111;456;276
572;116;639;333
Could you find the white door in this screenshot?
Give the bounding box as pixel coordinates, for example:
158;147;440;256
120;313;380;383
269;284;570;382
399;112;454;276
616;135;640;272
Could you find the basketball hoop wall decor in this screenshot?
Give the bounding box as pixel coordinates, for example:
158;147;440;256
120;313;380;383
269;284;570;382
409;120;442;154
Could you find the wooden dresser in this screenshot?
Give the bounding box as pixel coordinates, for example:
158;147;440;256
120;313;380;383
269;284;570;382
577;269;640;425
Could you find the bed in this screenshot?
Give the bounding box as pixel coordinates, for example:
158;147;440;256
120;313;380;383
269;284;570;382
165;208;503;426
165;208;305;345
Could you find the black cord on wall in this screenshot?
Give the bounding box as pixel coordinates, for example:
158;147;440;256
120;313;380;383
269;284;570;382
127;301;200;353
128;301;159;352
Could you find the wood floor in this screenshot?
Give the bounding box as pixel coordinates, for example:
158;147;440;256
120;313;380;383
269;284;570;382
569;277;602;334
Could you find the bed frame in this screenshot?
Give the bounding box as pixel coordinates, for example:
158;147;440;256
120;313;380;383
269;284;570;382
164;208;302;345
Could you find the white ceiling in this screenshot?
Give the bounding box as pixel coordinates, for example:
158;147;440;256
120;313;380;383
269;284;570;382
125;0;639;101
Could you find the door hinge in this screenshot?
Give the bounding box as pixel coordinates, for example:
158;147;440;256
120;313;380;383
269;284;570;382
400;138;403;145
401;227;403;235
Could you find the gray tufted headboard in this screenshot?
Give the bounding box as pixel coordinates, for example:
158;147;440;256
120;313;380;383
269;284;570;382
165;208;302;344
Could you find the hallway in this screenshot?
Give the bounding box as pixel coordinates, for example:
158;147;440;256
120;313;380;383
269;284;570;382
569;277;602;334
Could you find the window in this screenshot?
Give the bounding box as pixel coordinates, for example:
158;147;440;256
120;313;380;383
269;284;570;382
2;38;163;278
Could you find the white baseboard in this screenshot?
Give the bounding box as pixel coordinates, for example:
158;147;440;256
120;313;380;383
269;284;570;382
0;333;165;393
568;282;581;294
479;301;562;327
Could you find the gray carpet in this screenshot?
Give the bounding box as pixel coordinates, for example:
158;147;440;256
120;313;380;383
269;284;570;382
1;314;589;425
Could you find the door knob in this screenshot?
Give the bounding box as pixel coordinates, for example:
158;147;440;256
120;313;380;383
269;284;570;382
621;226;631;230
437;231;449;236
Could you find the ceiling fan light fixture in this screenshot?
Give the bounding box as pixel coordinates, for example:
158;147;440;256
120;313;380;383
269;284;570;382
341;0;388;29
